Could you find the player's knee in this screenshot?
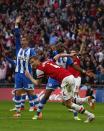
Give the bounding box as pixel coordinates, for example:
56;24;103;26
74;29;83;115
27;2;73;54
27;90;34;95
15;90;21;96
64;99;72;108
15;89;25;96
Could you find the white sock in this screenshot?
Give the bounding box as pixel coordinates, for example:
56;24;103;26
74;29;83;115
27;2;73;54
75;97;89;104
71;103;85;113
84;110;92;116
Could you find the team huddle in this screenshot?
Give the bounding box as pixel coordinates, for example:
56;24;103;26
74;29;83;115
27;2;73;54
6;16;95;123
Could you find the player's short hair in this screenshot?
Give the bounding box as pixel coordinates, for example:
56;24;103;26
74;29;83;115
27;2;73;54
69;50;77;56
29;55;39;61
21;33;30;41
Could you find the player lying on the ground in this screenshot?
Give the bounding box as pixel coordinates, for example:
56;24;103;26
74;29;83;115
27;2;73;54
25;56;95;123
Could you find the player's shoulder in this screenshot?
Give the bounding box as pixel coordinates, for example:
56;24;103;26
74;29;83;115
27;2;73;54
30;48;36;56
30;48;35;52
36;68;44;78
74;56;80;65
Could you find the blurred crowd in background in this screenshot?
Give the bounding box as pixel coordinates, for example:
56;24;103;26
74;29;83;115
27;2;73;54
0;0;104;85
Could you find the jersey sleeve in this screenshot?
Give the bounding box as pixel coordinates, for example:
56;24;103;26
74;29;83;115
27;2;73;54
66;57;73;67
36;69;44;79
30;48;36;57
5;56;16;67
14;26;21;56
53;50;58;57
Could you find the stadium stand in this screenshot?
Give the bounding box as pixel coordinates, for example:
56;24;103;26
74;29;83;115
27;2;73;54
0;0;104;85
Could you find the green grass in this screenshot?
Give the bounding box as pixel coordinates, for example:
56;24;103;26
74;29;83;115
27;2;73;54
0;101;104;131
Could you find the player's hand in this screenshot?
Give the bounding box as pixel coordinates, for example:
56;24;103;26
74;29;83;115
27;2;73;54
15;16;21;24
25;70;38;85
82;35;86;42
25;71;32;79
85;71;95;78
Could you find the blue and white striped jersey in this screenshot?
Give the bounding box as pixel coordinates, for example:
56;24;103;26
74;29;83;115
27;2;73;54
15;47;36;73
14;27;36;74
56;57;67;68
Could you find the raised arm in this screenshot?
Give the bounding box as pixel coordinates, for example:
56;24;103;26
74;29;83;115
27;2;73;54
53;53;70;61
72;64;86;74
14;16;21;56
72;64;95;78
79;36;86;55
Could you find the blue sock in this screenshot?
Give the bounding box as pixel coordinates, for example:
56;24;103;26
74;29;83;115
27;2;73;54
37;98;47;115
73;111;78;117
14;95;21;112
34;95;39;107
21;94;26;108
30;95;39;107
28;95;34;108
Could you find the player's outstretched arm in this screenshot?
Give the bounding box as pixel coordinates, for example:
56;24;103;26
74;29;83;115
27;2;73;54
85;70;96;78
53;53;70;61
15;16;21;26
25;71;40;85
14;16;22;56
72;64;95;78
72;64;86;74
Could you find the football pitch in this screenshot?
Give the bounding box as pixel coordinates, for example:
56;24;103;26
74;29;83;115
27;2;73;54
0;101;104;131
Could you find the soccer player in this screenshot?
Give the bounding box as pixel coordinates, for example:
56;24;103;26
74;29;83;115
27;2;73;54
25;56;95;123
35;49;80;121
35;47;63;120
54;51;95;120
67;50;81;97
13;16;39;117
55;51;95;105
5;56;35;112
68;50;95;107
34;46;77;121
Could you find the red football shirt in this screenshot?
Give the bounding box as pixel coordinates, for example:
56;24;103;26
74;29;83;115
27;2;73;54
36;61;71;83
67;57;81;77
